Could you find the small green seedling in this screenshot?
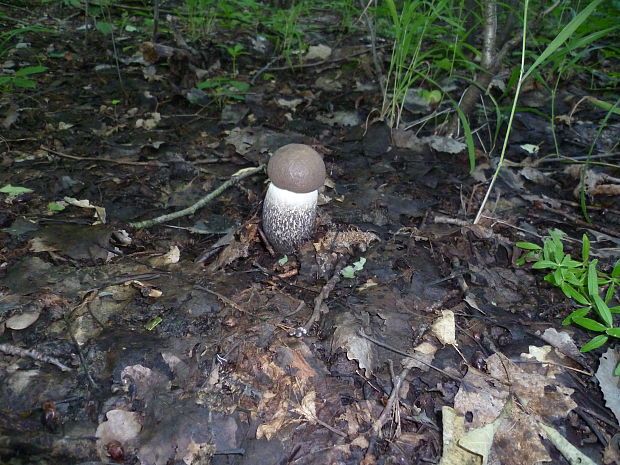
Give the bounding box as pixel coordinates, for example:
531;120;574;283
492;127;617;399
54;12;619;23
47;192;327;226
420;89;441;105
278;255;288;266
145;316;163;331
341;257;367;279
0;66;48;92
1;184;33;196
220;44;247;76
517;229;620;355
47;202;66;212
95;21;114;35
196;77;250;106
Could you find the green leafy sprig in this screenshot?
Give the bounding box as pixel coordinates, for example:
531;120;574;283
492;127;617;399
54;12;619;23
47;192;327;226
517;229;620;355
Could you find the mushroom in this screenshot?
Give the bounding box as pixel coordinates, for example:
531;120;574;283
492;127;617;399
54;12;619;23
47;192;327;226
262;144;326;253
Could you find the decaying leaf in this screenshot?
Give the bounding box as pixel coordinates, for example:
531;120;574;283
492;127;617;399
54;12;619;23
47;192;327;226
314;230;380;254
64;196;107;223
6;311;40;330
96;409;143;460
402;341;439;371
596;348;620;424
453;351;578;465
438;407;479;465
148;245;181;267
206;239;250;272
539;328;584;363
431;310;456;346
332;312;374;375
293;391;318;424
304;44;332;61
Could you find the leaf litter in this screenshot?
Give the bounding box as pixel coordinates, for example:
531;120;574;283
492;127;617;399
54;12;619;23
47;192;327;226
0;2;619;465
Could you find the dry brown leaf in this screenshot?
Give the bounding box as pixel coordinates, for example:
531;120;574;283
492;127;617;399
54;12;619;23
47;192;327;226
314;229;380;254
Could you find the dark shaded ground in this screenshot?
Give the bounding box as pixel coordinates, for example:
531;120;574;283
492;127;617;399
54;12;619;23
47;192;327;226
1;2;619;465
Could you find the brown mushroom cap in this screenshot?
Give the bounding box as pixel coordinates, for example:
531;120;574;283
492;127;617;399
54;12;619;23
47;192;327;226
267;144;326;194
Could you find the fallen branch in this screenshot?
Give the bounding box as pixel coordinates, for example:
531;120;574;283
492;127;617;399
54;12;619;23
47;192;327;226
300;257;347;335
42;145;168;167
0;343;72;372
129;165;264;229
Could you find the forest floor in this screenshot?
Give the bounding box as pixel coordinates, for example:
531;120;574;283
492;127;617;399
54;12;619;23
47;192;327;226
1;2;619;465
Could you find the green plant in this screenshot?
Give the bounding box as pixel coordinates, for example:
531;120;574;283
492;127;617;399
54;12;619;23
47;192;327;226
196;77;250;106
341;257;366;279
0;65;48;93
474;0;606;223
267;0;307;66
1;26;54;58
184;0;216;39
517;229;620;359
220;43;247;76
380;0;443;127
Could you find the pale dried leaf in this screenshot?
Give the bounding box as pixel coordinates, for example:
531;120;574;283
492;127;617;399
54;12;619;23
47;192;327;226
6;311;40;330
431;310;456;345
596;348;620;424
332;313;374;375
539;328;583;362
305;44;332;61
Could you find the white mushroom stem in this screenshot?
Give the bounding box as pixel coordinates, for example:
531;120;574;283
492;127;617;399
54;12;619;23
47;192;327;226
262;183;318;253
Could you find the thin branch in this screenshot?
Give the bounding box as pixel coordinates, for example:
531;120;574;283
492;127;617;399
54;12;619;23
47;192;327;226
373;364;410;436
0;343;72;372
129;165;264;229
41;145;168;167
358;329;469;385
300;257;347;334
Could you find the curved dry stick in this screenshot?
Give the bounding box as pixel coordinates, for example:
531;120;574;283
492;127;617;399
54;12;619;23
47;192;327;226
129;165;264;229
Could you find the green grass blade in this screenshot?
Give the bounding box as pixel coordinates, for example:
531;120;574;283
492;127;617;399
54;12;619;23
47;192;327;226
523;0;604;80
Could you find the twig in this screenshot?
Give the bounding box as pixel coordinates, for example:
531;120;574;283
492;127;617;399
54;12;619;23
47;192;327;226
357;0;385;96
530;201;620;238
129;165;264;229
358;329;467;385
193;285;249;314
41;145;168;167
373;363;410;436
266;46;383;72
65;320;98;388
250;56;281;85
574;408;607;446
0;343;72;372
576;407;620;431
299;257;347;334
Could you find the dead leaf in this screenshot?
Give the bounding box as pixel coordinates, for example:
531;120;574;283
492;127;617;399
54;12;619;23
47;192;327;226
431;310;456;346
96;409;142;460
539;328;584;363
64;196;107;223
596;348;620;424
314;230;380;254
402;341;438;371
332;313;374;375
148;246;181;267
206;239;250;272
305;44;332;61
293;390;318;423
6;311;40;330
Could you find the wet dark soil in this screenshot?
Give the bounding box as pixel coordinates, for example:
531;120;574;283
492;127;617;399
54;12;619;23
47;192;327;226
1;2;619;465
